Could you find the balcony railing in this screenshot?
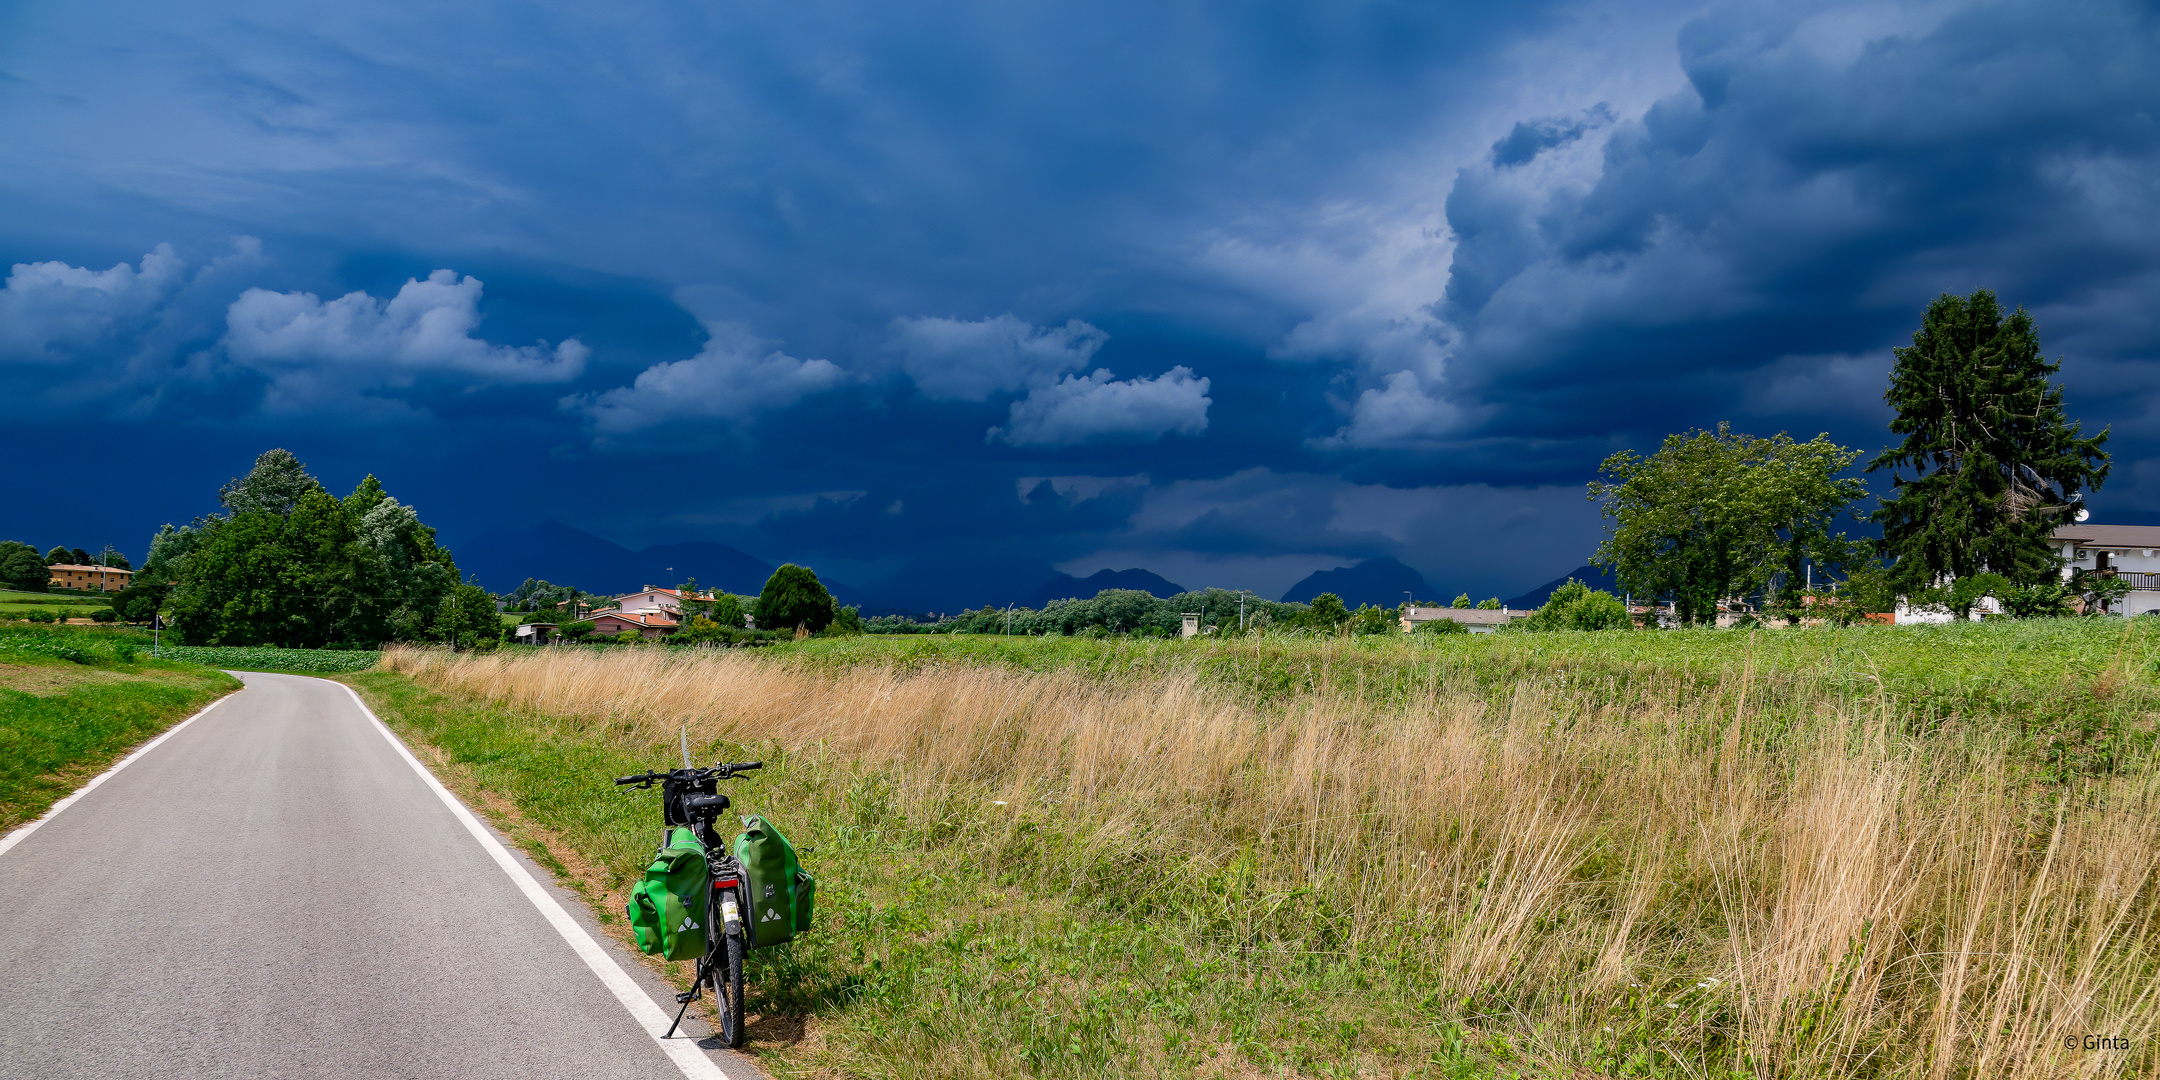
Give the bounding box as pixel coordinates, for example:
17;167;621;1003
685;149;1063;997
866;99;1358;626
2107;570;2160;591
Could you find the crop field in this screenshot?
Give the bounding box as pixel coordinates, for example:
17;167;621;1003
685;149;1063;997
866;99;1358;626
0;625;240;828
150;645;381;674
354;623;2160;1079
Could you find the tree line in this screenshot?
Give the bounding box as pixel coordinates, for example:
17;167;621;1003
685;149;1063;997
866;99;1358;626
1591;289;2114;624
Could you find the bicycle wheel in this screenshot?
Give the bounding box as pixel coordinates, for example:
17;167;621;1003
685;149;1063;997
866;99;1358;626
712;924;747;1047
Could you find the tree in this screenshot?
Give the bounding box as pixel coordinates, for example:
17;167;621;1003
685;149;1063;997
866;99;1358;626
167;456;464;647
753;564;837;634
44;546;69;565
437;583;503;650
1590;424;1867;625
0;541;51;590
219;448;319;518
1872;290;2109;590
1475;597;1502;610
1349;604;1396;635
1416;617;1468;635
1452;593;1472;609
96;545;131;570
70;547;89;566
1523;579;1633;631
1302;593;1349;631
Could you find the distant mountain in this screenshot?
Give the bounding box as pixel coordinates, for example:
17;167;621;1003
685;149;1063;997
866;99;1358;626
1024;568;1186;607
1280;557;1433;608
456;520;864;604
1502;565;1624;610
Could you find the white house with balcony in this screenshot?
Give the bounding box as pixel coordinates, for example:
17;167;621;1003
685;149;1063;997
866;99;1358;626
2051;522;2160;616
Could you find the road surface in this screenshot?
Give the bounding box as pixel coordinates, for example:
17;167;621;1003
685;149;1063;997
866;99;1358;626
0;671;762;1080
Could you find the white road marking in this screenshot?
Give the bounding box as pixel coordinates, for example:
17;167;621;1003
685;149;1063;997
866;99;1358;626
0;694;233;861
337;682;732;1080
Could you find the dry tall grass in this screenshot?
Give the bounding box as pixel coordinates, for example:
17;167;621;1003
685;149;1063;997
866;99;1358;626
385;643;2160;1078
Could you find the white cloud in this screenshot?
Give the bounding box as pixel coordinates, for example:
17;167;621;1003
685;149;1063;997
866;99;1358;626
990;367;1210;447
223;269;587;413
0;245;188;363
1312;370;1477;450
892;313;1107;401
566;319;844;436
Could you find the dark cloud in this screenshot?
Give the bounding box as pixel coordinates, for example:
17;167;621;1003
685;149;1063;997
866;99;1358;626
1489;104;1614;168
4;1;2160;606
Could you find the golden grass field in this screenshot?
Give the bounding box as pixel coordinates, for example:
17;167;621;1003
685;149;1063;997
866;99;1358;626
376;630;2160;1079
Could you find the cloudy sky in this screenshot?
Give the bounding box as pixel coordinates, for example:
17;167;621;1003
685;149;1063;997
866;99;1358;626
4;0;2158;605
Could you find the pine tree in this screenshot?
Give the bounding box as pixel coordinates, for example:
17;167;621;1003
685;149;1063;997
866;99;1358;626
1870;290;2109;588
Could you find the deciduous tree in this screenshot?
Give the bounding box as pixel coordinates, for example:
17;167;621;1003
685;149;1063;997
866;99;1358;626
1590;424;1867;625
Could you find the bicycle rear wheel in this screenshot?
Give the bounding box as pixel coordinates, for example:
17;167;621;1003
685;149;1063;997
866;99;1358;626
711;927;746;1047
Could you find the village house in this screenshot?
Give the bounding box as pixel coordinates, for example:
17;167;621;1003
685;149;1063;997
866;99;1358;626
1397;605;1528;634
2052;522;2160;616
573;585;729;640
46;563;133;592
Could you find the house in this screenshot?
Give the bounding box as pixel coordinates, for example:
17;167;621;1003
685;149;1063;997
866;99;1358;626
586;610;681;640
512;622;556;645
1398;605;1526;634
2052;522;2160;616
46;564;132;592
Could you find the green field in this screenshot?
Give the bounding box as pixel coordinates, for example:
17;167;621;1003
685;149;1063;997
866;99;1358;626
354;621;2160;1079
148;645;382;674
0;588;117;619
0;626;240;829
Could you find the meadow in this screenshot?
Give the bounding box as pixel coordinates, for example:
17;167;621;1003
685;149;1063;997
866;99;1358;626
354;622;2160;1080
0;625;240;828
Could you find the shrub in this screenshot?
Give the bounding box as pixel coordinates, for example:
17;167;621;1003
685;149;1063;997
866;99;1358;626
1523;579;1633;632
89;608;117;623
1415;616;1469;635
23;609;57;624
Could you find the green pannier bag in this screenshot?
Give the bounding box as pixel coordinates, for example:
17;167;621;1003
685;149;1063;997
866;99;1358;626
734;815;816;948
625;827;709;961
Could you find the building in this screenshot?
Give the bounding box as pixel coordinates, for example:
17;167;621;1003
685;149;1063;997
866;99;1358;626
585;610;681;640
512;622;557;645
46;564;133;592
2052;522;2160;616
1398;605;1527;634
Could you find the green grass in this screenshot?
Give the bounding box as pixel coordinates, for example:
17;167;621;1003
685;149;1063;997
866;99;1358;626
354;618;2160;1078
151;645;381;674
0;626;240;829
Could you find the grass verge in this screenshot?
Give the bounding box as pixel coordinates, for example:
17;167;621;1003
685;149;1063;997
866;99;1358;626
361;624;2160;1079
0;627;240;829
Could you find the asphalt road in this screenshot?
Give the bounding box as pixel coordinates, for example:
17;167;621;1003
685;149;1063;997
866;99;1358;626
0;671;760;1080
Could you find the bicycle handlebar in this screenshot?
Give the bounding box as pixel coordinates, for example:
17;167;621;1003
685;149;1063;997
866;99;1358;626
612;761;762;788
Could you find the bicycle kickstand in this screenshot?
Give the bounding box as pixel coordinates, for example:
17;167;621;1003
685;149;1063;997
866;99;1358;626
663;953;710;1039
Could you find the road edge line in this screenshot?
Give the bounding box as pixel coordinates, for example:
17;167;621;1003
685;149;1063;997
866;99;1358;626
337;681;732;1080
0;691;235;860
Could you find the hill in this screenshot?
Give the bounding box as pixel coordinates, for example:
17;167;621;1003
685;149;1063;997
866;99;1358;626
1024;568;1186;607
1279;557;1433;608
1502;564;1623;610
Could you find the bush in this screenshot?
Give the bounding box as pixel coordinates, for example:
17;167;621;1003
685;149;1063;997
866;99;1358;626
1523;579;1633;632
1415;617;1469;635
23;609;57;624
89;608;117;623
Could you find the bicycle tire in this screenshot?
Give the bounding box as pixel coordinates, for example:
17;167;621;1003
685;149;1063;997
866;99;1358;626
713;924;747;1047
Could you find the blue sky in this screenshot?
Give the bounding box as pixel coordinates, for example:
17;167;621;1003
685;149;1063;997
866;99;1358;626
4;0;2158;606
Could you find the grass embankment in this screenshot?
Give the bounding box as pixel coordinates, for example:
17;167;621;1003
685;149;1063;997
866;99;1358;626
0;626;240;829
358;624;2160;1079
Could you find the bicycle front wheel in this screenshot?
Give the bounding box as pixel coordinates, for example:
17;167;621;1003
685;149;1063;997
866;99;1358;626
712;927;746;1047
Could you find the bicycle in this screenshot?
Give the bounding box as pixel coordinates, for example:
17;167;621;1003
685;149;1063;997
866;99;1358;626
615;756;763;1047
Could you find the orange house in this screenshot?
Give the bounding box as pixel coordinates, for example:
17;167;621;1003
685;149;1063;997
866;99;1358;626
46;564;133;592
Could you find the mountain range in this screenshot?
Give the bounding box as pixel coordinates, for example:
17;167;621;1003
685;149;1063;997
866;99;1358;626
1279;556;1434;609
454;521;1599;618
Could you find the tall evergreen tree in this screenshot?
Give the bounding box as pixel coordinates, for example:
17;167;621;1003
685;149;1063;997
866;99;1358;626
1870;290;2109;588
753;564;837;634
